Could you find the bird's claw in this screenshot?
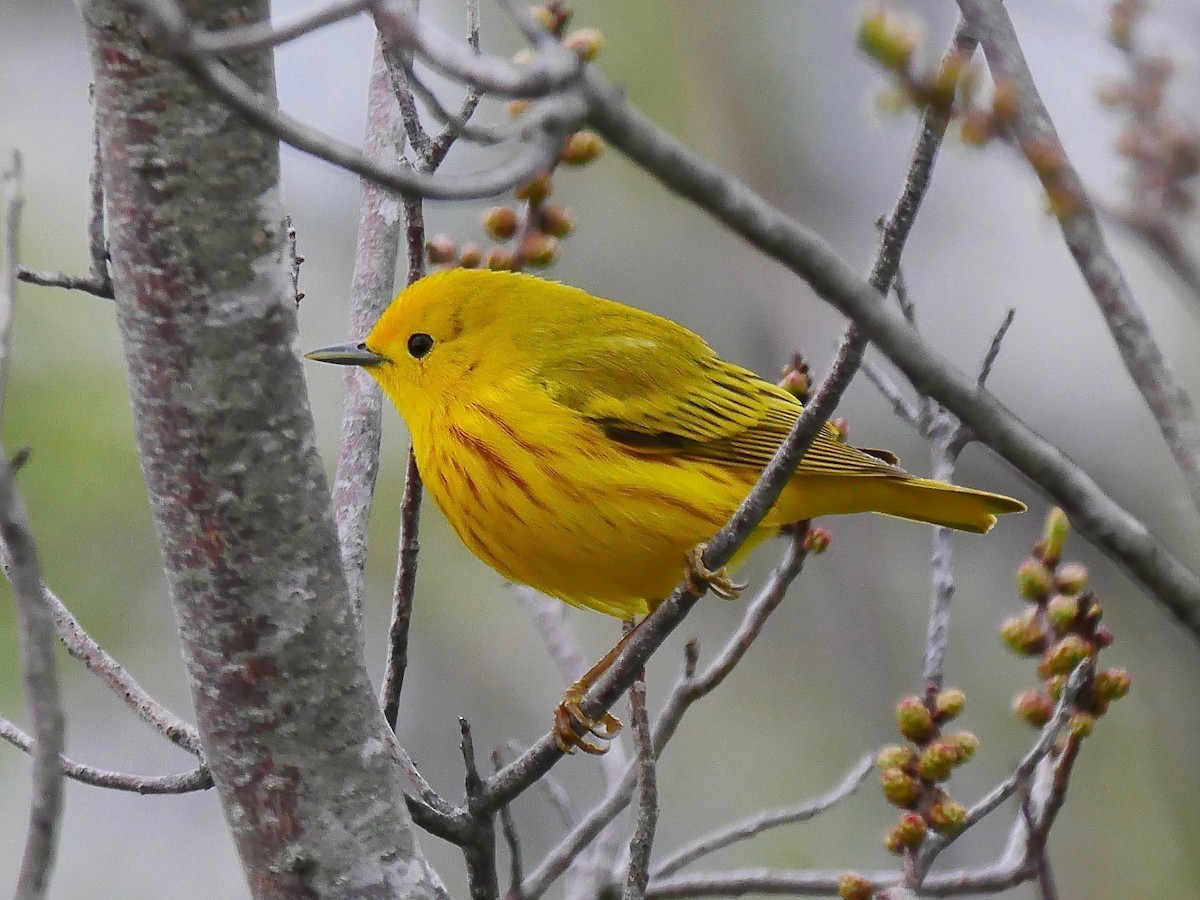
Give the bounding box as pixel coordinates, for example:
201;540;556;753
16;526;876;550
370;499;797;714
684;543;746;600
553;682;623;755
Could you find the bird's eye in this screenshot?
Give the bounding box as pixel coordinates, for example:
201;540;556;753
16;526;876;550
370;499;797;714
407;332;434;359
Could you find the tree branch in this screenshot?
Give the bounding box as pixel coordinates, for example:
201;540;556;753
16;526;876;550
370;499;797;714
1;716;212;795
3;151;67;900
652;753;873;881
958;0;1200;516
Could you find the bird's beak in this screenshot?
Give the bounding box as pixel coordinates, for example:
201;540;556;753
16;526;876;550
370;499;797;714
304;342;386;367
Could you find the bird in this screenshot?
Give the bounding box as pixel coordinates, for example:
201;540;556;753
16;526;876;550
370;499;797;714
307;268;1024;753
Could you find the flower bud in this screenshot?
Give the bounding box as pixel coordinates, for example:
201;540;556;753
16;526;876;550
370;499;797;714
1000;610;1046;656
991;79;1019;125
1039;633;1095;678
880;767;922;808
563;27;604;61
1055;561;1088;594
802;526;832;554
959;112;993;147
486;247;515;271
838;872;874;900
506;99;531;120
515;175;553;204
1044;675;1066;701
560;129;604;165
945;730;979;765
540;203;575;238
926;796;967;834
778;357;811;398
1016;558;1054;601
1040;507;1071;565
1093;626;1115;648
512;48;535;67
425;233;457;264
483;206;519;240
458;243;483;268
875;744;916;771
830;418;849;442
895;696;934;743
857;9;917;71
520;234;559;268
1046;593;1079;632
1067;712;1095;739
917;740;958;782
1014;689;1053;727
934;687;966;721
1094;668;1131;703
884;812;927;854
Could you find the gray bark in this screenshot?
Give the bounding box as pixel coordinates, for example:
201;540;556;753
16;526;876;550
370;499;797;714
78;2;446;896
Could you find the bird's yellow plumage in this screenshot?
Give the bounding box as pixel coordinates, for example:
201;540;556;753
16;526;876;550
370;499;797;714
308;268;1024;750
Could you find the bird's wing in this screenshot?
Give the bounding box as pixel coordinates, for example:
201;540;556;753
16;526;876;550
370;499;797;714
534;325;903;478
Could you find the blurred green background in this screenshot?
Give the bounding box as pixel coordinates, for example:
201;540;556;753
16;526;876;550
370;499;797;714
2;1;1199;897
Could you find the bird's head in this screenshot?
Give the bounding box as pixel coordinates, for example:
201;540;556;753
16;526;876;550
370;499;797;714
306;268;559;422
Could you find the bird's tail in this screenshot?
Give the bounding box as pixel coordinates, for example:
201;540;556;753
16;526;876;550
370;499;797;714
866;476;1026;533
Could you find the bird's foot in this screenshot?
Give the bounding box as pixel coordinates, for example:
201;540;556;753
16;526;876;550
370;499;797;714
684;543;747;600
553;681;623;755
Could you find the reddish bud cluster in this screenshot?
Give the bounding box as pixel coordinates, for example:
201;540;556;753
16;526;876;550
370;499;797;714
1006;508;1130;735
426;6;604;275
877;686;976;853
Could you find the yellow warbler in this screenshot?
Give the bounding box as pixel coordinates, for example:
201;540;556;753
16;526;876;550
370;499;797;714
308;268;1023;751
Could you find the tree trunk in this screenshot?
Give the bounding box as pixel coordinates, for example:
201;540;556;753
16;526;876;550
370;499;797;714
78;2;446;896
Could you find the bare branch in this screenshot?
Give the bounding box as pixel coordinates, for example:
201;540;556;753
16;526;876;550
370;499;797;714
192;0;381;54
134;0;578;201
331;38;400;642
15;267;113;299
1;716;212;795
38;580;201;755
382;449;423;726
373;1;583;99
977;307;1015;387
491;749;524;900
958;0;1200;516
653;753;873;880
460;719;501;900
861;360;922;430
4;151;67;900
621;662;657;900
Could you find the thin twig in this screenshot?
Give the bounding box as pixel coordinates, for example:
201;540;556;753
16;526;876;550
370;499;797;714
1;716;211;795
15;267;113;299
461;719;501;900
37;580;201;755
492;749;524;900
652;753;874;880
861;360;922;430
137;0;578;201
191;0;382;54
382;449;422;727
959;0;1200;516
3;151;66;900
621;660;657;900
